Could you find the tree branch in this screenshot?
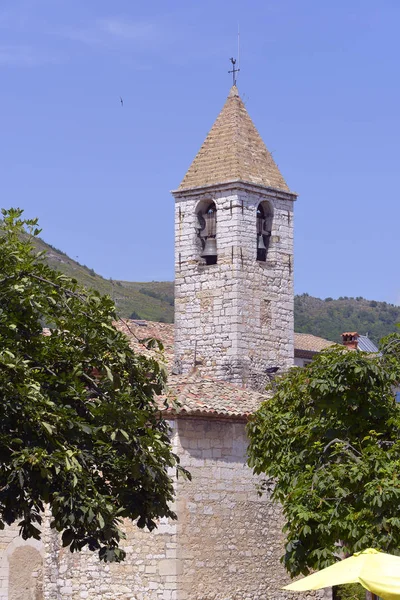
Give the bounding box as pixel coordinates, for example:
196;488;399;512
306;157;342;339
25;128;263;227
81;372;108;401
29;273;88;301
323;438;361;460
116;317;153;350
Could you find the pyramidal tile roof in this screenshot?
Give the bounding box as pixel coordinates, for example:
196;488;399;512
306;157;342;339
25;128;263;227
178;86;291;192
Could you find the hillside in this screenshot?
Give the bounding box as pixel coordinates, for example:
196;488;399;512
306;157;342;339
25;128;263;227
33;238;399;343
295;293;400;344
32;238;174;323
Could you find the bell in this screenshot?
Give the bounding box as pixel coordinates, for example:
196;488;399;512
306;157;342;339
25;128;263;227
257;235;267;251
201;237;217;258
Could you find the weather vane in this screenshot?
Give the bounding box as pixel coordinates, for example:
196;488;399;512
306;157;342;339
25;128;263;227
228;57;240;86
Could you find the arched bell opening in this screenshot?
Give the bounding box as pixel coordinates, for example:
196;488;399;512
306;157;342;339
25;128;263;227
256;201;273;262
196;201;217;265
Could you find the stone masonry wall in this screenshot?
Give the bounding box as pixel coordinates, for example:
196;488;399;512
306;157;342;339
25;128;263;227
41;516;178;600
0;416;300;600
0;499;179;600
0;429;180;600
0;523;44;600
173;182;295;388
174;416;293;600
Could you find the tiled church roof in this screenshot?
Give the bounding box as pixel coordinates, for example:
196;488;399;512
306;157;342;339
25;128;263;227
116;319;175;367
294;332;334;353
178;86;291;192
165;372;264;420
115;319;264;418
114;320;334;419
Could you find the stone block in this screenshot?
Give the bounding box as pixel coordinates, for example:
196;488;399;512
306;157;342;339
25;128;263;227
158;559;182;576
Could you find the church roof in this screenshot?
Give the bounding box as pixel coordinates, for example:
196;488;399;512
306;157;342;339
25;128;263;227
294;333;335;353
178;86;291;192
165;372;264;420
115;319;264;418
115;320;336;419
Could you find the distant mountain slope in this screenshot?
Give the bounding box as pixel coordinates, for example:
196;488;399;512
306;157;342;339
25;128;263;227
33;238;399;342
295;293;400;344
32;238;174;323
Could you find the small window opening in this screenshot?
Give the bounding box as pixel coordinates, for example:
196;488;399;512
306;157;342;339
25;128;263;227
256;204;272;262
197;202;217;265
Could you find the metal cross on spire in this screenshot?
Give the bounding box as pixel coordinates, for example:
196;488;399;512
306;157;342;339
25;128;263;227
228;57;240;86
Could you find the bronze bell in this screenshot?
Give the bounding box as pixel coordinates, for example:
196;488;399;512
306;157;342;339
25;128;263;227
257;234;267;251
201;237;217;258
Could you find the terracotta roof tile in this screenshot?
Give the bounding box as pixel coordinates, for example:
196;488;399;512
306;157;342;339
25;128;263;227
114;322;335;418
116;319;174;367
164;371;264;419
294;332;334;353
178;86;291;192
114;319;264;418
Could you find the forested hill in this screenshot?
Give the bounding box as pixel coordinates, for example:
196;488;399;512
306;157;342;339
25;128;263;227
295;294;400;344
33;238;399;344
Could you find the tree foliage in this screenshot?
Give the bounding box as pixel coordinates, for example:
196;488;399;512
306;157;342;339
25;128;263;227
0;208;187;561
247;336;400;577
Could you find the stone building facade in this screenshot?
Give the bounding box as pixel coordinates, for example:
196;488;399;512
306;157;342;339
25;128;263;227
0;410;292;600
0;86;307;599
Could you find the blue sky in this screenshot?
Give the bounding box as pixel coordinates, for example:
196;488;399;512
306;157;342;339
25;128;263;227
1;0;399;304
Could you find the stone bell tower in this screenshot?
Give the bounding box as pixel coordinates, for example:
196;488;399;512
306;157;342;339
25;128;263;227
172;85;297;389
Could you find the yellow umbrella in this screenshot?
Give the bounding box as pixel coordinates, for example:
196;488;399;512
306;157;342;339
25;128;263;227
283;549;400;600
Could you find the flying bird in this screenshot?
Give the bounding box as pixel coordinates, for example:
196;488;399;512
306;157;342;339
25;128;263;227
120;97;123;107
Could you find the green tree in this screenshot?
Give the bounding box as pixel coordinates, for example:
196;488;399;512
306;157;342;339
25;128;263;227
247;339;400;577
0;208;188;562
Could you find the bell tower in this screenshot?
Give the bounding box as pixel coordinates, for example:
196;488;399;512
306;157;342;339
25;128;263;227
172;85;297;389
